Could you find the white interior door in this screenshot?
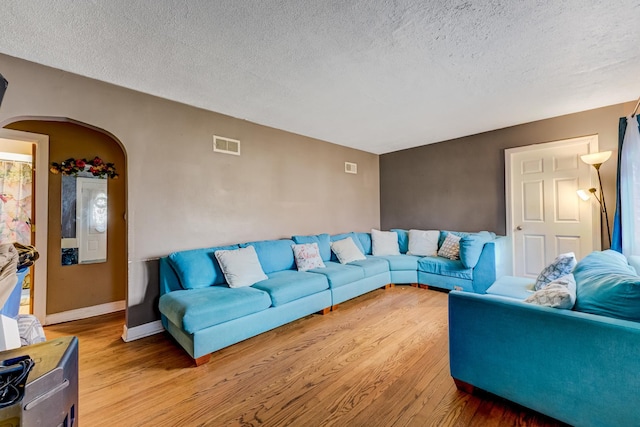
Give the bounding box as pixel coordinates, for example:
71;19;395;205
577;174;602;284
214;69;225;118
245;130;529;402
76;177;108;263
506;136;599;277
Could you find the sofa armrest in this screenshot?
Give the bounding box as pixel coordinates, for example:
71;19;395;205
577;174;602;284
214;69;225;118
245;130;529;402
448;291;640;427
159;257;183;296
471;236;511;293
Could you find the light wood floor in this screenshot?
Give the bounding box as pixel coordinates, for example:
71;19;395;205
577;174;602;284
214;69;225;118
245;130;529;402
44;286;566;427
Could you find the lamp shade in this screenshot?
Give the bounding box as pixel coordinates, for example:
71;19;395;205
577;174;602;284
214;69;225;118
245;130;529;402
577;189;591;201
580;151;612;165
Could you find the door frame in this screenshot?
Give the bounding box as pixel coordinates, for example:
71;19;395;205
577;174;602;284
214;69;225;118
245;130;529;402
505;135;601;275
0;128;49;322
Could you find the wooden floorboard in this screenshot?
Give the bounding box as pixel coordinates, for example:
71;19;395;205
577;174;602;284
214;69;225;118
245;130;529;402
44;286;568;427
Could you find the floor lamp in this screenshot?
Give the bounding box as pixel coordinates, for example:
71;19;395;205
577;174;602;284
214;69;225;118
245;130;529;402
580;151;612;246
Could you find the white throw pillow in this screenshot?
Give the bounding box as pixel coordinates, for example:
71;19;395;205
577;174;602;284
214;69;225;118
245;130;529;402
371;229;400;256
525;273;576;309
330;237;366;264
438;233;461;260
291;243;326;271
214;246;268;288
407;229;439;256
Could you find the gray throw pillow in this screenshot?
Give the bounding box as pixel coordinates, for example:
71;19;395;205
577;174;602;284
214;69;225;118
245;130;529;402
534;252;577;291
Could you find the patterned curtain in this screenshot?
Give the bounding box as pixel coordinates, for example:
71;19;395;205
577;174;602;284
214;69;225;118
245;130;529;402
611;115;640;255
0;160;32;245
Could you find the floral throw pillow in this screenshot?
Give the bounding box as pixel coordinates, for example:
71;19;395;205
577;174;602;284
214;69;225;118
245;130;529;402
437;233;461;260
291;243;326;271
534;252;577;291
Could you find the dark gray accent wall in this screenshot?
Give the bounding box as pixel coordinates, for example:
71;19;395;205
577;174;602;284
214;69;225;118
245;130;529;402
380;102;634;247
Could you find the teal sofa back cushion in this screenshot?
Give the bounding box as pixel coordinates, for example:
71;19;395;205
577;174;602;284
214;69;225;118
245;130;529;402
354;232;372;255
241;239;296;274
438;230;496;246
391;229;409;254
574;250;640;321
292;234;331;262
459;232;493;268
168;244;240;289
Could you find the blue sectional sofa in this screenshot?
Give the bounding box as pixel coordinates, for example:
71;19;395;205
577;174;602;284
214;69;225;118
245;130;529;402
448;250;640;427
160;230;510;365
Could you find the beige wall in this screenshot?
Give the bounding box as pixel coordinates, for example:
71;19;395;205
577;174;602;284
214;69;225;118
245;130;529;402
380;102;633;249
0;138;32;155
0;54;380;327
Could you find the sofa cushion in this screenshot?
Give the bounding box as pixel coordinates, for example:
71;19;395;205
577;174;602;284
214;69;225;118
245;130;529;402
347;256;389;277
372;254;421;271
391;229;409;254
486;275;535;299
407;229;439;257
534;252;577;290
438;233;461;260
215;246;268;288
308;261;365;288
159;286;272;333
168;244;240;289
371;229;401;256
330;232;366;261
292;234;331;262
628;255;640;274
418;256;472;280
331;237;366;264
524;274;576;309
355;232;372;255
291;243;326;271
241;239;296;274
252;270;329;306
459;233;493;269
574;250;640;321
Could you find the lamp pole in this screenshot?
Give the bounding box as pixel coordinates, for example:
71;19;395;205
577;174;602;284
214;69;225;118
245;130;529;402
580;151;612;248
593;162;611;246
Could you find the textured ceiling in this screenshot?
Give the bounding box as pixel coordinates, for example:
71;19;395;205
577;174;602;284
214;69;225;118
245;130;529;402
1;1;639;154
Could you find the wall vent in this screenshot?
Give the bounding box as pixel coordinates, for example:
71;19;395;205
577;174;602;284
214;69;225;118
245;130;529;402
213;135;241;155
345;162;357;174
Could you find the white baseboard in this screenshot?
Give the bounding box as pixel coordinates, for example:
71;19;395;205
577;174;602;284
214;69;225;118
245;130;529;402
121;320;164;342
45;300;126;325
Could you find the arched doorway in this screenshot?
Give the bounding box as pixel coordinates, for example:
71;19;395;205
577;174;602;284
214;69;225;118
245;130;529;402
2;117;127;325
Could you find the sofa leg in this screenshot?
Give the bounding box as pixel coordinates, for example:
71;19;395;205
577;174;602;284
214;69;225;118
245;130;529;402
318;307;331;315
194;354;212;367
453;378;476;394
419;284;429;290
331;305;339;311
383;283;395;290
410;283;418;288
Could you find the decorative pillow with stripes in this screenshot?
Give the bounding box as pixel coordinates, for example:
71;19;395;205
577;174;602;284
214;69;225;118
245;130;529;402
437;233;461;260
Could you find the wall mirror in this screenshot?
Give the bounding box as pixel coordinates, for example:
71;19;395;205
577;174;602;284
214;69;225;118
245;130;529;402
61;175;107;265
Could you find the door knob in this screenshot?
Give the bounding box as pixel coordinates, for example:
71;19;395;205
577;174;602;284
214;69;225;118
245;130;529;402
516;225;523;231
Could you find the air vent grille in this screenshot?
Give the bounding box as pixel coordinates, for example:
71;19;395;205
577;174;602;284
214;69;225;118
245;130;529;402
345;162;357;174
213;135;241;155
